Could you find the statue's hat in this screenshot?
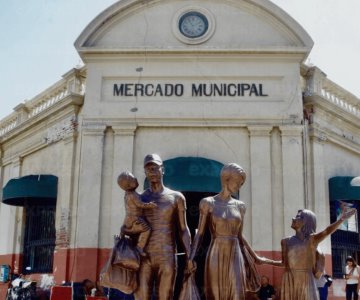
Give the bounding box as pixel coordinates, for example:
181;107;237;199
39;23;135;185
144;154;163;166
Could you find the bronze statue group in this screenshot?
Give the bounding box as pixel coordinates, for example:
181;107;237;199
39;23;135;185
100;154;356;300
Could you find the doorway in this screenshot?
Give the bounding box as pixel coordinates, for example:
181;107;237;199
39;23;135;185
174;191;216;300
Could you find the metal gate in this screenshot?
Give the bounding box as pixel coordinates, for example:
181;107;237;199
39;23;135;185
22;204;56;274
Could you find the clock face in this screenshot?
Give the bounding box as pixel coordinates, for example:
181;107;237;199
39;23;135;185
179;12;208;38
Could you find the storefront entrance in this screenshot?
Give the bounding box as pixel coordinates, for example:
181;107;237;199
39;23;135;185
174;191;215;299
329;177;360;278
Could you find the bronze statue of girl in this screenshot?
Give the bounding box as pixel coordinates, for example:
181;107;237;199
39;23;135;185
261;206;356;300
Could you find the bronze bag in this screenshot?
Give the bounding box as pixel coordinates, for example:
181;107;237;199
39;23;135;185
178;273;201;300
99;246;138;294
112;236;140;271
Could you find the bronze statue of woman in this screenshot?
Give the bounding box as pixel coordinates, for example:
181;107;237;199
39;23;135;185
187;163;260;300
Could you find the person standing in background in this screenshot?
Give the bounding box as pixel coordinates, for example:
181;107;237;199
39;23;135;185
344;256;360;300
256;275;276;300
316;273;332;300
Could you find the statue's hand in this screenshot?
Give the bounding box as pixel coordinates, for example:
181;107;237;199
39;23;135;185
340;207;356;221
255;256;281;266
254;256;269;265
119;225;126;238
185;259;197;274
147;202;157;208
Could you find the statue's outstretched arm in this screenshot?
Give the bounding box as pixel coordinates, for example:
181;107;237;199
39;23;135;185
314;205;356;244
239;235;283;266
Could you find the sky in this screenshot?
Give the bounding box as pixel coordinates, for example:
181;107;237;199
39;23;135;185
0;0;359;120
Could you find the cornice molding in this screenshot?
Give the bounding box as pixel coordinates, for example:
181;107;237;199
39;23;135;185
304;94;360;129
308;127;328;145
81;117;292;129
308;124;360;154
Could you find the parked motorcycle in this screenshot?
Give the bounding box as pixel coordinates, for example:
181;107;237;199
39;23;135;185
6;277;37;300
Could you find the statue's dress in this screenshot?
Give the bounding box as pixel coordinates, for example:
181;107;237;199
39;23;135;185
200;197;247;300
280;236;319;300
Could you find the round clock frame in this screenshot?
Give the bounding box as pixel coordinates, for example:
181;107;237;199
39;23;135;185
179;11;209;39
172;7;215;45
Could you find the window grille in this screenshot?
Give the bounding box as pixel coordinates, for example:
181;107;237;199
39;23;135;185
330;200;360;278
22;204;56;274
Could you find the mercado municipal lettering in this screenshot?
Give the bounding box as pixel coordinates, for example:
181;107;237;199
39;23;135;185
113;82;268;97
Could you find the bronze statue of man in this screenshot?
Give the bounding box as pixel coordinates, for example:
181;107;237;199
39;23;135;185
134;154;191;300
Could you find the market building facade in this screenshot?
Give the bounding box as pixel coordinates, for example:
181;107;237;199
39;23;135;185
1;0;360;299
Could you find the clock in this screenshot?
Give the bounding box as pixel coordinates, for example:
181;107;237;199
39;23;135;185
179;11;209;38
172;8;215;44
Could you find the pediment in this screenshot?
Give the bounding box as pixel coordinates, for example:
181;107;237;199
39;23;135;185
75;0;313;56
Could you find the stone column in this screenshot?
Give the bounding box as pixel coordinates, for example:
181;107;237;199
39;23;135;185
270;128;283;250
98;128;114;249
12;158;23;272
279;125;305;237
71;123;106;281
309;128;330;246
248;126;273;249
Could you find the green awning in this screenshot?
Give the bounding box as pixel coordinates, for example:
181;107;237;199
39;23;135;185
144;157;223;193
329;176;360;201
2;175;58;206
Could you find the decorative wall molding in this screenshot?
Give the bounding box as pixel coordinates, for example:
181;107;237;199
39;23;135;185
44;115;78;145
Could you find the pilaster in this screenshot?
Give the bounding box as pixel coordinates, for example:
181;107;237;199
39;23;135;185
270;128;283;250
248;125;273;249
53;129;78;282
308;127;330;252
71;124;106;281
0;157;23;273
76;124;106;247
110;125;136;240
279;125;305;237
98;128;114;249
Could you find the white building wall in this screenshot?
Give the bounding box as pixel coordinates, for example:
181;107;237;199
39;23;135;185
0;162;23;257
317;141;360;254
